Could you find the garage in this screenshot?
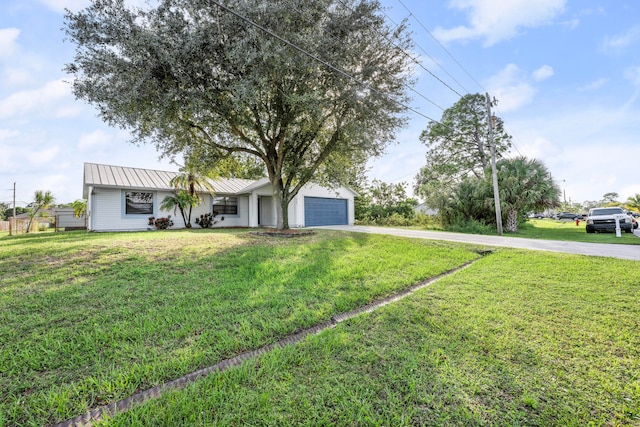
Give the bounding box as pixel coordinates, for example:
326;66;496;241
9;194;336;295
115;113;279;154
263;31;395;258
304;197;348;226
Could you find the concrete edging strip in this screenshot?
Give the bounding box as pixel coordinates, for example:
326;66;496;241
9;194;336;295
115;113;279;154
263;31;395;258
54;258;481;427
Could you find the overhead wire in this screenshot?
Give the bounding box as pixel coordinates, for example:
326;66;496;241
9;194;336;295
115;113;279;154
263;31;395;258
394;0;528;159
334;0;464;101
396;0;484;93
207;0;512;182
207;0;445;124
286;0;448;111
378;5;470;96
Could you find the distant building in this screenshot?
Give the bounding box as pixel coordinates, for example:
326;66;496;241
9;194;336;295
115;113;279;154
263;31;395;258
414;203;438;216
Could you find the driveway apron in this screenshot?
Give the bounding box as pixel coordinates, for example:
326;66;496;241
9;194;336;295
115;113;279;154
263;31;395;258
314;225;640;261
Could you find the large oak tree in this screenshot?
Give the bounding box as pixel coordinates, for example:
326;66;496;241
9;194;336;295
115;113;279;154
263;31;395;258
64;0;414;229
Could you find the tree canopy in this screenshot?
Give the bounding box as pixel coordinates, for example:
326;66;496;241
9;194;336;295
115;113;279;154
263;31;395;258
65;0;414;229
415;93;512;207
494;156;559;232
435;157;559;233
626;193;640;212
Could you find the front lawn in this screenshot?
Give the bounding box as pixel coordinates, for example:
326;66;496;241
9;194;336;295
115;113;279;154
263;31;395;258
0;229;479;426
103;249;640;426
515;219;640;244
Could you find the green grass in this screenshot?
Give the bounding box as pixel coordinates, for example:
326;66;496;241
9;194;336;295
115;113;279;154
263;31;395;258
514;219;640;244
398;217;640;245
0;229;480;426
100;250;640;426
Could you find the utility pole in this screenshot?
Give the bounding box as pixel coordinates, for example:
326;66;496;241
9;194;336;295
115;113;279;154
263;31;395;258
486;93;503;236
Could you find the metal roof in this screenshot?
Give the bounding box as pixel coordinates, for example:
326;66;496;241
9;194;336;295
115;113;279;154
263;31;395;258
83;163;258;196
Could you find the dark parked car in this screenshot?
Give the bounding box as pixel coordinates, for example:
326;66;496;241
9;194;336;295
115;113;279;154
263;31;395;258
555;212;581;220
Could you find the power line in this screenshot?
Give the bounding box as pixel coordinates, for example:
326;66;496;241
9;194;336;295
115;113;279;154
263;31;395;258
378;6;470;96
208;0;509;177
208;0;442;123
285;0;448;111
396;0;485;94
393;0;527;159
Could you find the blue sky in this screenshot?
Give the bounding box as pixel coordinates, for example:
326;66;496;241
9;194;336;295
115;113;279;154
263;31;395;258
1;0;639;207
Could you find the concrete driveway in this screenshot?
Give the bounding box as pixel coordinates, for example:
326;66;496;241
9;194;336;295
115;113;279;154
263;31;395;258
315;225;640;261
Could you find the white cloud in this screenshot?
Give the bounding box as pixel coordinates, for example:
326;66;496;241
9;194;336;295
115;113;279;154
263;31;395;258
0;128;20;141
3;67;35;86
601;25;640;53
624;66;640;86
433;0;566;46
484;64;537;112
0;79;79;119
579;78;608;91
0;28;20;59
560;19;579;30
532;65;554;81
78;129;112;152
516;136;560;160
508;100;640;202
29;146;60;166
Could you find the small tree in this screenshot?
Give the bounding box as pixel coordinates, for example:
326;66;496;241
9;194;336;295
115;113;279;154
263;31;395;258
415;93;512;209
160;191;199;227
166;165;216;228
494;157;559;232
626;193;640;212
601;192;620;206
357;180;418;224
26;190;55;233
71;199;87;218
0;202;8;221
437;157;559;233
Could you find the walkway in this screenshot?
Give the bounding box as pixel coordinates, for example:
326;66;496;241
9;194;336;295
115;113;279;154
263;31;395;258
315;225;640;261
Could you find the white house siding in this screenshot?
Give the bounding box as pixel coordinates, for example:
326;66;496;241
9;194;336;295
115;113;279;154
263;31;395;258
89;188;250;231
210;196;250;228
91;187;150;231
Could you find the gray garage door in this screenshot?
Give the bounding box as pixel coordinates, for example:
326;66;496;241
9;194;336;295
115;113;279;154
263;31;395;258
304;197;348;226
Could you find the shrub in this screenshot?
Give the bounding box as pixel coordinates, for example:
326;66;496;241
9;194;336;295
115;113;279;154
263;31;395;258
384;212;413;226
445;218;495;235
195;213;224;228
148;216;174;230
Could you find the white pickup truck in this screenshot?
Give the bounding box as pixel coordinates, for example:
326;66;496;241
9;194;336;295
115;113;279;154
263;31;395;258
585;207;633;233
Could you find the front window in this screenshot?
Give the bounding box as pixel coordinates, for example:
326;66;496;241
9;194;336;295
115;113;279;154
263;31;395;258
125;191;154;215
213;197;238;215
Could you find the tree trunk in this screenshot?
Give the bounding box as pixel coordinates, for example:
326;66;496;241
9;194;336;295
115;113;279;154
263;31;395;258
505;209;519;233
272;183;290;230
185;206;192;228
177;206;189;229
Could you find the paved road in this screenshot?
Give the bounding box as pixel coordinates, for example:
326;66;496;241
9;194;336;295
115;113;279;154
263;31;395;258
315;225;640;261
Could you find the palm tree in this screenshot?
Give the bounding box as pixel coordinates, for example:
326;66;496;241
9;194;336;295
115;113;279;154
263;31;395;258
626;193;640;213
26;190;55;233
167;164;216;228
160;191;198;227
494;157;560;233
71;199;87;218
